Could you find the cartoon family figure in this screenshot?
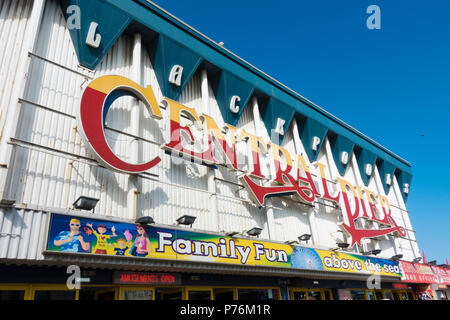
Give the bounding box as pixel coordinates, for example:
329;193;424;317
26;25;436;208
53;218;90;253
53;218;151;257
86;223;117;254
129;224;152;257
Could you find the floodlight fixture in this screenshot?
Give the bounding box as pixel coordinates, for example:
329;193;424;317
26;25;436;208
73;196;99;212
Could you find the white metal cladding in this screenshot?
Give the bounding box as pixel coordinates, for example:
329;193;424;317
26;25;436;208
0;0;420;264
0;208;48;261
0;0;33;143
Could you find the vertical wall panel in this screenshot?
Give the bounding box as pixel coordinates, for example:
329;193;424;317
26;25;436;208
0;0;32;139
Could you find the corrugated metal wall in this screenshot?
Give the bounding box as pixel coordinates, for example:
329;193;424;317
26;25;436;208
0;0;420;263
0;0;33;142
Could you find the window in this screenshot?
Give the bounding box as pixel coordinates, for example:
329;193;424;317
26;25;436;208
350;290;366;300
0;290;25;300
375;291;384;300
366;291;376;300
123;290;153;300
188;291;212;300
33;290;76;300
384;291;393;300
238;289;279;300
292;291;307;300
308;290;322;300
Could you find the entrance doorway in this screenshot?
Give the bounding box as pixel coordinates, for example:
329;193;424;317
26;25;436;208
155;287;183;300
214;289;235;300
78;287;117;300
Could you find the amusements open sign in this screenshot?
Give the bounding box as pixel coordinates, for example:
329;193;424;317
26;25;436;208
113;271;181;285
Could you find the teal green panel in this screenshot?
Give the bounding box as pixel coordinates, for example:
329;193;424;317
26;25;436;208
260;98;295;143
210;70;254;126
377;159;396;195
299;117;328;163
330;135;355;176
355;148;377;186
60;0;132;69
149;34;203;101
396;170;413;203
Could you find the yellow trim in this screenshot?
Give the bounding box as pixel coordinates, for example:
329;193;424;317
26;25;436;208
88;75;162;119
1;283;285;301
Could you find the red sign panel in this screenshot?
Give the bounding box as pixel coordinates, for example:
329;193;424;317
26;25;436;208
400;261;450;285
431;266;450;285
113;271;181;285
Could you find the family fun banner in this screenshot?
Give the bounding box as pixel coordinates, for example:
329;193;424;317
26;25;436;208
46;214;402;277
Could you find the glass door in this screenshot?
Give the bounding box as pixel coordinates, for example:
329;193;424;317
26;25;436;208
186;287;213;300
0;285;30;300
213;288;235;300
95;289;117;300
237;288;280;300
290;289;308;300
308;290;323;300
30;285;78;300
366;290;376;300
290;288;333;300
155;287;184;300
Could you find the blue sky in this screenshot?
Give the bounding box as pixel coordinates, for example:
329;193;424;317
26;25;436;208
155;0;449;264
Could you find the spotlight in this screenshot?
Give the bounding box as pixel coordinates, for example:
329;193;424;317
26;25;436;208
298;234;312;243
391;254;403;261
412;257;422;263
363;249;381;256
0;199;15;207
176;215;196;227
135;216;155;225
246;227;263;237
225;231;240;237
336;242;349;249
371;249;382;256
73;196;99;212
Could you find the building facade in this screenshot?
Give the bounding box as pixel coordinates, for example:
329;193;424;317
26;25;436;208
0;0;440;300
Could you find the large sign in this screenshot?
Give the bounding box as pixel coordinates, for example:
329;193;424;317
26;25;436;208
78;75;406;247
46;214;402;277
400;261;450;285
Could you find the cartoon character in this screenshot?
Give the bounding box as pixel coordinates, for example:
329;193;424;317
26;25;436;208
114;238;130;256
130;225;151;257
124;230;133;242
86;223;117;254
53;218;90;252
84;227;93;236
